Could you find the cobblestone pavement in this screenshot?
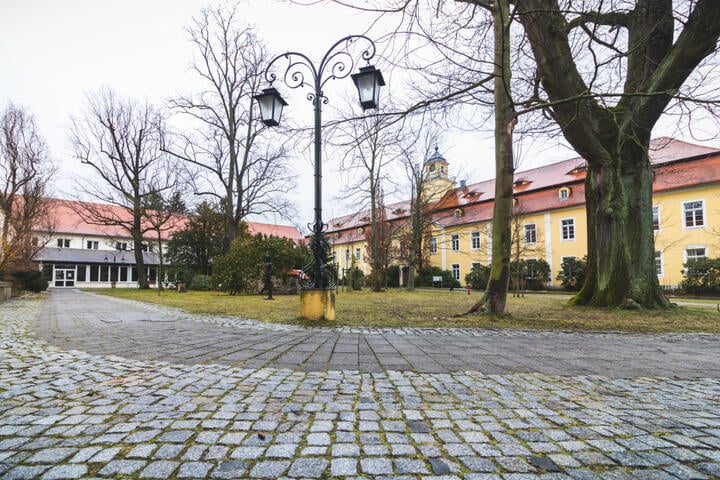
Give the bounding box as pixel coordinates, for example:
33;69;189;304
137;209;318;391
0;292;717;479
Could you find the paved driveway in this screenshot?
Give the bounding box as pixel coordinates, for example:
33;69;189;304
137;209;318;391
0;290;719;479
35;289;720;378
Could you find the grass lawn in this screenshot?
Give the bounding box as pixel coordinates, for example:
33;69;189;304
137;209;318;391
91;288;720;334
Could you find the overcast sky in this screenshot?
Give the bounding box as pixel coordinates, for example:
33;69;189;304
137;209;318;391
1;0;717;229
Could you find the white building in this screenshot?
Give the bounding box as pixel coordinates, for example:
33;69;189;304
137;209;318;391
34;198;303;288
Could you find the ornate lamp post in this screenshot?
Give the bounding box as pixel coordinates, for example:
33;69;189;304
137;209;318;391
255;35;384;320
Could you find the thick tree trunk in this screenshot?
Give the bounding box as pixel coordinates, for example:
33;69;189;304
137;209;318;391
571;142;670;308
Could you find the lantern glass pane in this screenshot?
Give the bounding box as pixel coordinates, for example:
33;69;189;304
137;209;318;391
259;95;275;122
356;74;375;105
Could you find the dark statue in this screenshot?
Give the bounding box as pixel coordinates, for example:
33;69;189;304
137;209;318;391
260;255;273;300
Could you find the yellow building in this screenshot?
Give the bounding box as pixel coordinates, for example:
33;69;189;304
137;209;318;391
327;138;720;288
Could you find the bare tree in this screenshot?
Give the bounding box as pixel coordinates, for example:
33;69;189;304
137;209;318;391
511;0;720;308
326;0;521;313
0;103;55;272
166;4;295;251
333;0;720;310
396;127;443;290
70;88;177;289
332;110;404;291
509;198;546;297
143;190;186;292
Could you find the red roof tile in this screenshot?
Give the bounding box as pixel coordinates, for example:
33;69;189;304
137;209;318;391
247;221;304;242
41;198;303;243
326;137;720;239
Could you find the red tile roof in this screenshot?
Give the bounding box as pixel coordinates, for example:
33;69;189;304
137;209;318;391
41;198;303;243
247;221;305;243
326;137;720;241
40;198;187;241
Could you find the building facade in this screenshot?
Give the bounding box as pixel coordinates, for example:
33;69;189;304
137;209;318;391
326;138;720;289
32;198;304;288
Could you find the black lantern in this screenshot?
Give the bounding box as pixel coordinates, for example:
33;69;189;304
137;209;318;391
254;87;288;127
351;65;385;110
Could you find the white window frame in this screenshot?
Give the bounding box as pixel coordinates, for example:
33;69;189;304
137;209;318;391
345;249;350;263
86;240;99;250
470;231;481;250
57;238;71;248
685;245;707;263
560;218;576;241
451;234;460;252
430;237;438;255
451;263;460;281
652;205;661;232
683;200;705;230
524;223;537;245
525;258;539;280
116;242;128;251
654;250;664;277
355;247;361;261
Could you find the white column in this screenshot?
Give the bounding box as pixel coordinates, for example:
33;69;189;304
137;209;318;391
544;212;553;286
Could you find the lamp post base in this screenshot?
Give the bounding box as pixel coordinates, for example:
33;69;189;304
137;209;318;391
300;289;336;321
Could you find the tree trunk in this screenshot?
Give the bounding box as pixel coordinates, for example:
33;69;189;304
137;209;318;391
571;142;670;308
156;232;164;293
133;211;149;289
467;0;514;315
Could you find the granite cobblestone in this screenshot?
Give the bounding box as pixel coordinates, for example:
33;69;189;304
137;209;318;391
1;293;719;478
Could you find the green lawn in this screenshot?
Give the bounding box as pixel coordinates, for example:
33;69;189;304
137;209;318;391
91;288;720;334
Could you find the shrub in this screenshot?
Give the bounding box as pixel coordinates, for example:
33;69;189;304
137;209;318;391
511;259;551;291
351;267;364;290
212;232;311;295
465;264;490;291
556;256;587;291
11;270;49;293
416;266;460;288
188;274;211;291
682;257;720;295
386;265;400;288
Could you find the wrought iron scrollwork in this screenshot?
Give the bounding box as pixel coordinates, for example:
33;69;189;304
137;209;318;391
263;35;378;291
264;35;378;105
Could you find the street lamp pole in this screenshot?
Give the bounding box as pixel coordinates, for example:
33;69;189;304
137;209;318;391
255;36;385;297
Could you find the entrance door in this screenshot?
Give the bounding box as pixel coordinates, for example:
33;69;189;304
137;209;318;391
54;268;76;288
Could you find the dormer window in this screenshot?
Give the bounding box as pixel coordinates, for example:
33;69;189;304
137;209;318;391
360;216;370;223
454;208;463;219
513;179;530;188
357;227;364;235
334;232;341;239
392;208;406;215
568;165;587;175
558;187;571;200
463;191;480;199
